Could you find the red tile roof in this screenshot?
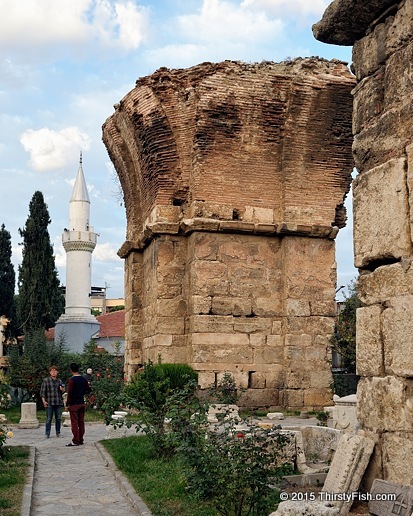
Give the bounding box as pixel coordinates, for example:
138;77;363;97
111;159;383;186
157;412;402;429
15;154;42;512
96;309;125;339
45;309;125;341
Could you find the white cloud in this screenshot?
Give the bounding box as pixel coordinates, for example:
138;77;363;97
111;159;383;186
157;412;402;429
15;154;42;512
94;242;120;262
115;1;149;50
241;0;329;18
177;0;283;44
11;245;22;269
0;0;149;62
20;127;91;171
53;243;66;269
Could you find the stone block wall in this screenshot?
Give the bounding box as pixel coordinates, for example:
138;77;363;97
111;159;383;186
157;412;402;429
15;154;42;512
103;59;354;409
314;0;413;486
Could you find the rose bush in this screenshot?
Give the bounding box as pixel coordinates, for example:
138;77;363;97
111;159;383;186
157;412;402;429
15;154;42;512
0;425;13;457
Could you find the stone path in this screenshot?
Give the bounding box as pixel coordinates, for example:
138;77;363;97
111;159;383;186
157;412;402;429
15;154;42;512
9;422;151;515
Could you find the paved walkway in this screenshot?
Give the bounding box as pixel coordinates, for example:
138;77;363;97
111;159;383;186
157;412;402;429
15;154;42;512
9;416;321;515
9;422;151;516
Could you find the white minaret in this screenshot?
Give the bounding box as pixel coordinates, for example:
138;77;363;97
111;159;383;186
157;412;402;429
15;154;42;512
54;154;100;352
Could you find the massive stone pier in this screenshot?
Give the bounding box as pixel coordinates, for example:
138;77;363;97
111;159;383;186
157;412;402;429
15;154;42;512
103;58;354;409
315;0;413;486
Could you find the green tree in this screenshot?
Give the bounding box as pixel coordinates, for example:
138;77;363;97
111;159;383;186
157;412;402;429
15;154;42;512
7;329;68;406
332;280;362;374
17;191;64;333
0;224;16;339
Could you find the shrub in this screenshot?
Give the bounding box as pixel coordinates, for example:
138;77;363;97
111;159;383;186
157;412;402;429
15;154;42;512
0;426;13;458
122;360;198;456
208;371;240;405
0;372;12;410
178;412;291;515
80;340;125;415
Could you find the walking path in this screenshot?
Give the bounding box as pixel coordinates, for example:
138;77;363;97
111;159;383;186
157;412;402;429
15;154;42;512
9;415;322;515
9;422;151;516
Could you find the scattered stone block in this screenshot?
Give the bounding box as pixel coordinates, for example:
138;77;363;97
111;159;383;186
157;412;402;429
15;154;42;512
267;412;285;420
369;479;413;516
283;472;328;488
270;500;339;515
106;425;127;439
18;402;39;429
322;433;375;515
332;394;359;433
207;404;239;423
283;425;342;474
62;411;70;427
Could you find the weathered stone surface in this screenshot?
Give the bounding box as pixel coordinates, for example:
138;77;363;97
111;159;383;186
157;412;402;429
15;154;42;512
103;58;354;408
352;1;413;81
369;479;413;516
357;261;413;305
312;0;397;46
382;296;413;377
331;394;359;433
18;402;39;429
382;433;413;486
356;305;384;377
322;433;375;515
357;376;413;432
272;500;339;515
283;425;342;467
353;158;412;269
353;100;413;174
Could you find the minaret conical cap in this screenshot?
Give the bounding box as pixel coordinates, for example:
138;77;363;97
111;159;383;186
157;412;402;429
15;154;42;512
70;152;90;203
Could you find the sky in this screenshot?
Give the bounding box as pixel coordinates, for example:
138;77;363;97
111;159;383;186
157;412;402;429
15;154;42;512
0;0;357;301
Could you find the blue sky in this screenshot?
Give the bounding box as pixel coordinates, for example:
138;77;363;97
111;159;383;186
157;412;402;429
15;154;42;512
0;0;356;300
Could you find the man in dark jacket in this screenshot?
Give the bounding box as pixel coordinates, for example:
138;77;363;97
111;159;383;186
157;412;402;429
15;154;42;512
65;362;91;447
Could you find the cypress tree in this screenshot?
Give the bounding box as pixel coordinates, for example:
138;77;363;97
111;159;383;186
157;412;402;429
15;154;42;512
0;223;16;326
17;191;65;333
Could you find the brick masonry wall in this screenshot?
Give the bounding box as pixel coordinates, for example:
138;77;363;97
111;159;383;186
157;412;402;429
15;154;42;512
103;58;354;409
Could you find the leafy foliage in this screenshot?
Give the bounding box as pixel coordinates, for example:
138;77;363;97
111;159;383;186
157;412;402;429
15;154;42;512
0;371;12;410
79;340;125;414
179;417;289;516
103;364;292;515
0;224;16;340
208;371;240;404
122;360;198;456
7;329;69;406
331;280;362;374
17;191;64;333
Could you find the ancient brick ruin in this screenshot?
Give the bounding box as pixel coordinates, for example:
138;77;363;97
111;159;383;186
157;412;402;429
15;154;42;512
102;58;354;409
314;0;413;486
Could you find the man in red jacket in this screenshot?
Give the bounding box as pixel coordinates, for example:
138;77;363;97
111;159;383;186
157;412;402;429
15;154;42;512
65;362;91;447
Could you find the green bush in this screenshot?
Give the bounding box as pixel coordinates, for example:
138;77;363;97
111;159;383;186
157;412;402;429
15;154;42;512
332;373;360;397
208;371;240;405
178;413;290;515
79;340;125;416
122;360;198;456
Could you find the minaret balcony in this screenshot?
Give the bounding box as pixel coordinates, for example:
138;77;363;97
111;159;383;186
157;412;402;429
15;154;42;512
62;229;97;252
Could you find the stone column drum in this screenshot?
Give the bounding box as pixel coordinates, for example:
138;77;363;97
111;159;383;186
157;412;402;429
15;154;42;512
314;0;413;487
18;402;39;429
102;59;354;409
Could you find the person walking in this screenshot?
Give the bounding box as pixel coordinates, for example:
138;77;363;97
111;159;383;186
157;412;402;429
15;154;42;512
65;362;91;447
40;365;65;438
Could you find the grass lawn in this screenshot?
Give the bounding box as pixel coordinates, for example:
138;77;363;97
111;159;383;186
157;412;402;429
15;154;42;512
102;435;218;516
0;446;30;516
